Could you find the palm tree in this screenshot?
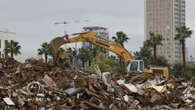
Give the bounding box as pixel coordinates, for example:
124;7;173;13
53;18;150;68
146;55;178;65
66;47;78;64
134;40;153;67
112;31;129;47
89;46;107;57
4;40;21;58
78;47;93;68
149;32;163;64
175;26;193;74
66;48;73;63
71;48;78;65
112;31;129;71
37;42;51;63
78;47;87;68
86;47;94;66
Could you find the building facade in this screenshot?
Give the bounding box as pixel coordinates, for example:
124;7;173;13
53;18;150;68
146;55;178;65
144;0;185;63
0;29;16;56
82;26;109;48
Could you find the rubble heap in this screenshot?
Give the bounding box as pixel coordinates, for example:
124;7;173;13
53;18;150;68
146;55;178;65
111;72;195;109
0;58;194;110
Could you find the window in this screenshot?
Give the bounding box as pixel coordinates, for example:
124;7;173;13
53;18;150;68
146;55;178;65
140;61;144;72
5;40;8;48
130;62;138;72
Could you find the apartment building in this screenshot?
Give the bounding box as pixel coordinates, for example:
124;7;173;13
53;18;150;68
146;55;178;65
145;0;185;63
0;29;16;56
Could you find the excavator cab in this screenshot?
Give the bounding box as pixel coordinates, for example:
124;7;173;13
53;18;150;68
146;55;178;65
126;60;144;72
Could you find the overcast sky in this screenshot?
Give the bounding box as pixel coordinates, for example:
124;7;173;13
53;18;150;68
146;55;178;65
0;0;194;61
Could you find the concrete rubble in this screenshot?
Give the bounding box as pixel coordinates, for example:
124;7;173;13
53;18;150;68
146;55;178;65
0;58;195;110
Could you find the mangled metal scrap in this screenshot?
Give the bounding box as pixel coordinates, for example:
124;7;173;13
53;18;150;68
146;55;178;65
0;58;195;109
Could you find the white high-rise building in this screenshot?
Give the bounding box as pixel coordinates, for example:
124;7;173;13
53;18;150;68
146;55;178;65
82;26;109;48
0;29;16;56
145;0;185;63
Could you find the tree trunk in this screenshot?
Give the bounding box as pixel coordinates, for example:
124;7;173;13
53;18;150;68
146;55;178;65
122;60;125;72
82;60;85;68
70;58;73;64
45;54;48;63
53;57;57;65
89;60;91;66
154;45;157;65
11;50;14;58
93;49;97;57
119;57;123;72
181;40;186;75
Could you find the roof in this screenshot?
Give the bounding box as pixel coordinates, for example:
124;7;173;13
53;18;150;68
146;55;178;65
83;26;107;30
0;29;16;34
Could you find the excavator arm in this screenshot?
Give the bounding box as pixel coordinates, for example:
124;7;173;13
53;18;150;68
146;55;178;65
50;31;168;78
50;31;132;66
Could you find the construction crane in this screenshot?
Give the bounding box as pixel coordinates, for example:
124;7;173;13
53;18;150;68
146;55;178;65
50;31;168;78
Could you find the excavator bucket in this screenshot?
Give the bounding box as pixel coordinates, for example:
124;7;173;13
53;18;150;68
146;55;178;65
49;35;68;64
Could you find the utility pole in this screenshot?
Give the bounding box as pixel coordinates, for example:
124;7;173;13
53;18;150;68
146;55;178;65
54;21;68;49
54;19;89;55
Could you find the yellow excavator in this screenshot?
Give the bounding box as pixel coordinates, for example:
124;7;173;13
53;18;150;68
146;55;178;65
50;31;168;78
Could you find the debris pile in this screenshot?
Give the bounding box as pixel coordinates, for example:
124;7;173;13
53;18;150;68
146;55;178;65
0;58;195;110
112;72;195;109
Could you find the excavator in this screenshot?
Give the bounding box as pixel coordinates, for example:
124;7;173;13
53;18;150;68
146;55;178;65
50;31;168;78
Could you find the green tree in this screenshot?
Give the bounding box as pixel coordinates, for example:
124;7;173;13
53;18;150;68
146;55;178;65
134;40;170;68
171;62;195;79
154;56;170;67
148;32;163;64
66;47;77;64
175;26;193;74
87;53;120;74
134;40;153;67
89;46;107;57
112;31;129;47
37;42;51;63
78;47;93;68
4;40;21;58
112;31;129;71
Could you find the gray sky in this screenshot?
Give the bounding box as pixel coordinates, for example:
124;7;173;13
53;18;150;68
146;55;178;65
0;0;194;61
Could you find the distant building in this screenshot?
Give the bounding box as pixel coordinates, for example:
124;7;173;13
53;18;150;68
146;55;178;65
82;26;109;48
145;0;185;63
0;29;16;56
82;26;109;68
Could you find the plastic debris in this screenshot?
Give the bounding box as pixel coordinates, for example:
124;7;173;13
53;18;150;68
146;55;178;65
3;97;15;105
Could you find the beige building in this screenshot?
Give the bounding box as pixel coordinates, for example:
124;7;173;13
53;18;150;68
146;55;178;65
144;0;185;63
